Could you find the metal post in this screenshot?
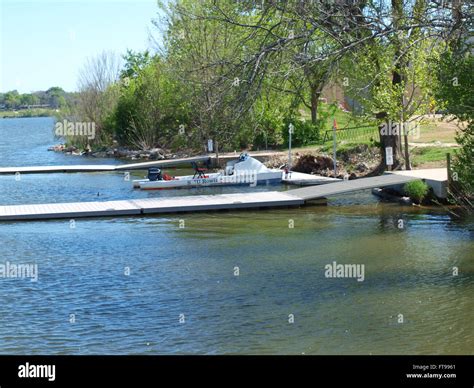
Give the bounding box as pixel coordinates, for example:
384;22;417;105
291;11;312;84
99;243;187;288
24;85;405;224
288;123;294;171
332;119;337;176
446;152;451;193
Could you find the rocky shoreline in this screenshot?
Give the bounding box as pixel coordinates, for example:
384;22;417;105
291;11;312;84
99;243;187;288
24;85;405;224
47;143;381;179
47;144;189;160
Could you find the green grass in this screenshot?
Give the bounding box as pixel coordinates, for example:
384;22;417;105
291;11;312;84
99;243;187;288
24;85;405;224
318;139;375;153
297;103;378;146
302;103;375;129
412;121;457;143
410;146;454;166
1;108;56;118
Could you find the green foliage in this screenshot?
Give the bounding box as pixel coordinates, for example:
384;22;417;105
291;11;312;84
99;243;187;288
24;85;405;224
59;0;472;172
410;147;450;166
251;110;284;149
452;122;474;196
435;47;474;201
113;57;189;150
120;50;153;80
282;117;322;147
0;87;72;110
404;180;429;203
436;50;474;122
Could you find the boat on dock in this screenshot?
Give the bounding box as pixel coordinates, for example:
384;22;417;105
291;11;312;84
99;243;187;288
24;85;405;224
133;153;283;190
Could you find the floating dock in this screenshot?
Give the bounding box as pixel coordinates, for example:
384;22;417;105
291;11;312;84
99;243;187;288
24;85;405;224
0;174;423;221
0;192;304;221
0;156;211;175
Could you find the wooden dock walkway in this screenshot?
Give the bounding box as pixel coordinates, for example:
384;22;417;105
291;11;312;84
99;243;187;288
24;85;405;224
0;152;286;175
0;173;423;221
0;156;211;175
0;192;304;221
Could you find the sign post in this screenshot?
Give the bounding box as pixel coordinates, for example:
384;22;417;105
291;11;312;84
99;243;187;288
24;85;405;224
207;139;213;153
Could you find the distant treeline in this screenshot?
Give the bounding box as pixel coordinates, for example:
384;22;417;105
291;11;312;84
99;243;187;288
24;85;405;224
0;87;78;110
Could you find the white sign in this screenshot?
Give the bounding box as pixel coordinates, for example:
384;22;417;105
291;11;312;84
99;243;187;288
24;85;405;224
385;147;393;166
207;139;213;152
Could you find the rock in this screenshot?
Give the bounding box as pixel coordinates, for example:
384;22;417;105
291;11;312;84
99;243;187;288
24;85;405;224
47;144;65;152
115;148;136;158
149;152;165;160
149;148;166;160
356;162;368;172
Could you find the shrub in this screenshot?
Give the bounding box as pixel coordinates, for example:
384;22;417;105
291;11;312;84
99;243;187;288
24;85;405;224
404;180;429;203
281;117;322;147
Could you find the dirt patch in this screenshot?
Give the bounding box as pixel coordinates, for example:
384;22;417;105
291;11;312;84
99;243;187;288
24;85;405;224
265;145;381;179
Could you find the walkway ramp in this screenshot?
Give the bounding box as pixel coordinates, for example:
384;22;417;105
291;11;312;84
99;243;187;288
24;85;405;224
288;174;419;200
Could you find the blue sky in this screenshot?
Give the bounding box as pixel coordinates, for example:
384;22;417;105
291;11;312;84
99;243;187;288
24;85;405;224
0;0;162;93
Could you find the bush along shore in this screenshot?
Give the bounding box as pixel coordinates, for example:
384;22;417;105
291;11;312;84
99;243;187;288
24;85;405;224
47;143;190;160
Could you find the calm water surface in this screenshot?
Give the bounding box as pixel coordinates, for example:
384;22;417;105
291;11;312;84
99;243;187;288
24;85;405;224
0;117;472;354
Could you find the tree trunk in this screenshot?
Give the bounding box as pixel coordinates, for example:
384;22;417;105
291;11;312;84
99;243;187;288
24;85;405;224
376;114;402;170
310;87;320;124
391;0;406;170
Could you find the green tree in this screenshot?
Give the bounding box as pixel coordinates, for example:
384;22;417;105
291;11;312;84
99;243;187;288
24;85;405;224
436;47;473;210
4;90;20;109
114;57;188;150
120;50;152;79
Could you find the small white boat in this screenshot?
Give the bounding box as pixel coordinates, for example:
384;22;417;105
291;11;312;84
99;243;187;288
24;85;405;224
133;153;283;190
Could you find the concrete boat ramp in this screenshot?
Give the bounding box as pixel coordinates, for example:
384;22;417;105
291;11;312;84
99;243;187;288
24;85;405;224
0;171;444;222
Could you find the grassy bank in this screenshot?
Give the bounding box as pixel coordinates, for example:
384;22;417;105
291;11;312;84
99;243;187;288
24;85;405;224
1;108;57;118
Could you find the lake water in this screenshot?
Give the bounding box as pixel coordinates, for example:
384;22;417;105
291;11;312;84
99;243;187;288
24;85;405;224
0;117;472;354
